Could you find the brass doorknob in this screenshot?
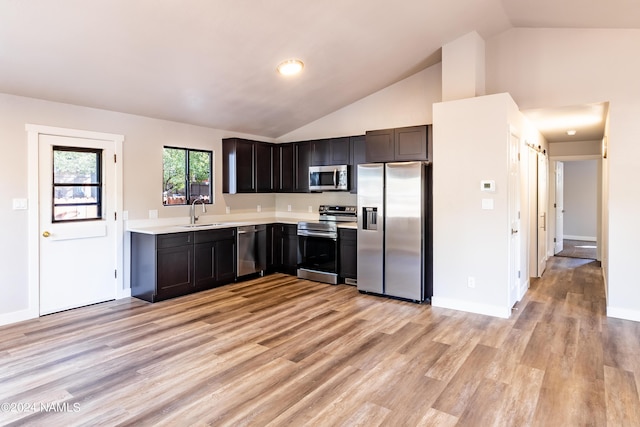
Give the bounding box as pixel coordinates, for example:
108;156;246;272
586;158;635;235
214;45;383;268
42;231;51;238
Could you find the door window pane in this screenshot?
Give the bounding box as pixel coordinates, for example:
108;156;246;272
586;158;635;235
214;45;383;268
52;147;102;222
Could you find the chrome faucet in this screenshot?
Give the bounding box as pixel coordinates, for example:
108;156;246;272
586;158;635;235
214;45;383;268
190;196;207;224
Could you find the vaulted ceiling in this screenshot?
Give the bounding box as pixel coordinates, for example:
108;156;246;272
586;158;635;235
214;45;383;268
1;1;638;138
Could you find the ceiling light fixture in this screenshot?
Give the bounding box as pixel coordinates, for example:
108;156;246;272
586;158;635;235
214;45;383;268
566;130;577;136
277;59;304;76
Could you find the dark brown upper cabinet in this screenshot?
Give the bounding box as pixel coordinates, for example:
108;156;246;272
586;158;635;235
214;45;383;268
294;141;311;192
275;143;294;192
349;135;366;194
311;137;351;166
365;125;431;163
222;138;274;193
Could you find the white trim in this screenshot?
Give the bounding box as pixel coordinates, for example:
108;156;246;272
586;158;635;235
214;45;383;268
563;235;597;242
25;124;125;325
0;308;37;327
519;278;529;300
431;296;512;319
607;306;640;323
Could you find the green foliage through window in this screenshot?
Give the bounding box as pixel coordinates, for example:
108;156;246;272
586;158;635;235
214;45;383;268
163;147;212;205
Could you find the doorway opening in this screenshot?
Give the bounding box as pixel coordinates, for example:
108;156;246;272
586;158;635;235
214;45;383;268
552;159;599;261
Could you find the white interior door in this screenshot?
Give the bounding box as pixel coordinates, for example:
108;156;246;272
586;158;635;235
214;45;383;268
537;153;548;276
508;133;521;307
38;134;117;315
554;161;564;254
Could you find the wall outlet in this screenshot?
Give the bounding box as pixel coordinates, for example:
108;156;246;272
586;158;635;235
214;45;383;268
308;205;313;213
148;209;158;219
287;204;292;212
226;206;230;214
257;205;261;212
467;276;476;288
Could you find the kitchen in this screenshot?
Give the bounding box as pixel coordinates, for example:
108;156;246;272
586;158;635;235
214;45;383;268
127;125;433;305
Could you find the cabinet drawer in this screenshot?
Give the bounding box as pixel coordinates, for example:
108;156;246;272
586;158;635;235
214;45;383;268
193;228;236;243
157;232;192;249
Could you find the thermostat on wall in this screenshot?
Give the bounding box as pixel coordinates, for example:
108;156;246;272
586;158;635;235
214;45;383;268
480;180;495;192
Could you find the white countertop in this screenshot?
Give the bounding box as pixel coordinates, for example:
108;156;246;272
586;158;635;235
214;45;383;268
126;214;357;235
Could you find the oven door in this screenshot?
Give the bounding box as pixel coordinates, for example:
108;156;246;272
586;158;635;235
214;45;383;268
297;233;338;284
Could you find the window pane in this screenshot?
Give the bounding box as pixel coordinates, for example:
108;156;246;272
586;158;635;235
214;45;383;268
188;150;211;203
163;147;186;205
54;205;99;221
52;147;102;222
54;185;99;203
54;150;99;184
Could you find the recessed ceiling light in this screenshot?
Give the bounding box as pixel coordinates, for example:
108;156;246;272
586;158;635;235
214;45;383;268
566;130;577;136
277;59;304;76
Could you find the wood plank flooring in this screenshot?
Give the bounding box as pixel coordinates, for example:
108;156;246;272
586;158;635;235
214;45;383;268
1;256;638;426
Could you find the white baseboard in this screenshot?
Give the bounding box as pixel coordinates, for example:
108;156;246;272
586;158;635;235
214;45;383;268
0;308;38;327
519;279;530;300
431;296;512;319
607;306;640;322
117;288;131;299
564;235;597;242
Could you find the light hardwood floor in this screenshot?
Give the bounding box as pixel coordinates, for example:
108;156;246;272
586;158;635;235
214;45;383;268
1;256;638;426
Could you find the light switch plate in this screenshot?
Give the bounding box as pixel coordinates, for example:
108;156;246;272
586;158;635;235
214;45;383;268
482;198;494;210
12;198;28;210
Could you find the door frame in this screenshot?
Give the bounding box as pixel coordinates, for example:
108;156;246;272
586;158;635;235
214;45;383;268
26;124;126;319
548;154;602;261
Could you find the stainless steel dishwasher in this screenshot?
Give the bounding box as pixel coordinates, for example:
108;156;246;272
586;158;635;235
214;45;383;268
236;224;267;277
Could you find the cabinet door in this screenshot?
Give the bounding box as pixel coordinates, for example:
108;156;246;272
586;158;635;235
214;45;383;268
280;224;299;275
277;144;294;192
214;238;236;283
394;125;427;161
255;143;274;192
339;229;357;279
294;141;311;192
236;140;256;192
349;135;366;194
310;139;330;166
329;137;350;165
365;128;394;163
223;138;255;193
194;242;216;289
157;244;193;298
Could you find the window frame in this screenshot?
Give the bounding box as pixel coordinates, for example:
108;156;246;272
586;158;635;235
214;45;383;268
162;146;213;206
51;146;103;223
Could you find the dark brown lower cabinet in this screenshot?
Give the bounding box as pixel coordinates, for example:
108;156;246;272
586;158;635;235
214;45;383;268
131;224;301;303
132;229;236;303
194;228;236;290
271;223;298;276
339;228;357;282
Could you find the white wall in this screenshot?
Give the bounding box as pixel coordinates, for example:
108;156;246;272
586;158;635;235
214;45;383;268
487;28;640;321
432;93;520;318
563;160;598;240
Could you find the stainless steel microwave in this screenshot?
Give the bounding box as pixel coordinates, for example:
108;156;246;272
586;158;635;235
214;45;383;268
309;165;349;191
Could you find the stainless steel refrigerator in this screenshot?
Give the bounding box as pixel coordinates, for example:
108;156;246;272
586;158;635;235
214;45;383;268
357;162;432;302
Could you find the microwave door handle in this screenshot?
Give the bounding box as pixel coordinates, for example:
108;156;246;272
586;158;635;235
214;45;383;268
333;168;337;188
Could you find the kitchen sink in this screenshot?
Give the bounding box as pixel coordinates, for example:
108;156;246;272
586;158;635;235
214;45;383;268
180;223;222;228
